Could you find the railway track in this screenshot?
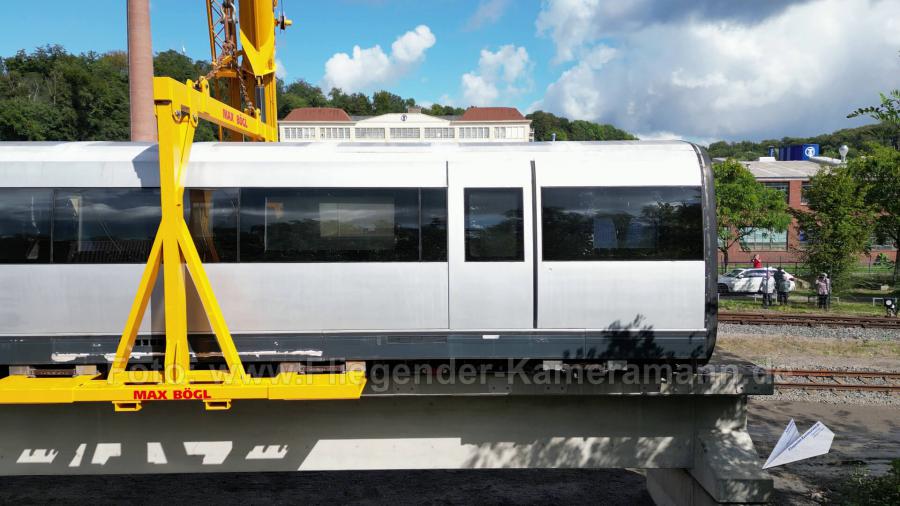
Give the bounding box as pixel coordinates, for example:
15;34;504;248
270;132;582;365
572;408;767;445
770;368;900;393
719;311;900;328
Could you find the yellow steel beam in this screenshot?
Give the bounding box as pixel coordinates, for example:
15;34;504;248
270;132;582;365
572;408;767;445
0;1;357;410
0;68;364;409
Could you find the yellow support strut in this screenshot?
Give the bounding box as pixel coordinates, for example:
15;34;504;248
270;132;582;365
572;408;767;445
0;78;366;411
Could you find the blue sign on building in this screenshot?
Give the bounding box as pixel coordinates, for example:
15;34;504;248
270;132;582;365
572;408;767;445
778;144;819;161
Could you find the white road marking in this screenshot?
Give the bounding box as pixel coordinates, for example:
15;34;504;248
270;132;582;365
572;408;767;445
90;443;121;465
245;445;288;460
16;449;58;464
147;442;167;464
68;443;86;467
183;441;232;465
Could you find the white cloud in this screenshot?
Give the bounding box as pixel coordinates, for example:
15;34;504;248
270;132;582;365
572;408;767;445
533;0;900;141
390;25;436;64
321;25;436;92
461;73;499;105
275;58;287;80
535;0;814;63
465;0;511;30
461;45;532;106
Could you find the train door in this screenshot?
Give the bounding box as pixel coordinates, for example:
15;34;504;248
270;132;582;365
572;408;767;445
447;155;534;329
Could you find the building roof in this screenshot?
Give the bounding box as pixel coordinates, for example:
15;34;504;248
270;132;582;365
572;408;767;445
283;107;352;122
742;160;824;180
282;107;529;124
458;107;526;122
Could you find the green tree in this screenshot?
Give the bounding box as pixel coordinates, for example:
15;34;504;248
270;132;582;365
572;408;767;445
372;90;408;115
714;159;792;271
847;65;899;150
526;111;636;141
846;144;900;283
793;167;875;289
422;103;465;116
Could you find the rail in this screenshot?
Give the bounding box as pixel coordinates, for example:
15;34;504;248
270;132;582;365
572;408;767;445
770;368;900;393
719;311;900;328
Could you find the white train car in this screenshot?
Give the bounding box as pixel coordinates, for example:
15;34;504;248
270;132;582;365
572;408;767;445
0;141;716;368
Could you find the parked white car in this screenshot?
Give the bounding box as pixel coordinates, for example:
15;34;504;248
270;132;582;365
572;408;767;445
717;268;797;294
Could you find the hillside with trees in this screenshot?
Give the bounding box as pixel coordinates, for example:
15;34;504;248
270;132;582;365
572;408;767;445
1;46;639;142
4;45;893;150
706;122;897;161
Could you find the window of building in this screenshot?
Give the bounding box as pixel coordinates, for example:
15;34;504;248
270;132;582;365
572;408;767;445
870;234;897;250
184;189;239;262
459;127;489;139
762;182;789;203
542;187;703;261
494;126;525;139
240;188;446;262
464;188;524;262
319;127;350;140
424;128;454;139
800;182;811;205
389;127;421;139
52;189;161;263
355;127;385;139
294;127;315;140
0;189;52;263
741;228;788;251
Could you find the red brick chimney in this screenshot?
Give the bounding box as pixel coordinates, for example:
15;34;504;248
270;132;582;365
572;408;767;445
127;0;157;142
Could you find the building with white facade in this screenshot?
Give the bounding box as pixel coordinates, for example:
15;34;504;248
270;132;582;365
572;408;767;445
279;107;533;143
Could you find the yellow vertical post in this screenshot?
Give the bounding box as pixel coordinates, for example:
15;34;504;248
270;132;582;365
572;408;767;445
156;99;196;383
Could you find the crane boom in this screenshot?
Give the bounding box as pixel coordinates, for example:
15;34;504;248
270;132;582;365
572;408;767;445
0;1;366;410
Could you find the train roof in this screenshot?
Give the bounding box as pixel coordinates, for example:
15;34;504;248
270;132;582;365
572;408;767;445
0;140;699;159
0;141;707;188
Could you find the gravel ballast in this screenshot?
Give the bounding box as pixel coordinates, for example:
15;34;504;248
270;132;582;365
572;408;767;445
719;322;900;340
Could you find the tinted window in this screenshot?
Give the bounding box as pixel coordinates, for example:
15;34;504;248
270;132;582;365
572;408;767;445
464;188;524;262
240;188;423;262
421;189;448;261
541;186;703;261
185;189;238;262
53;189;160;263
0;189;52;263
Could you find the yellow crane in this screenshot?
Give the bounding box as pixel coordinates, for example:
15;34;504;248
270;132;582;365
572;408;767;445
0;1;366;411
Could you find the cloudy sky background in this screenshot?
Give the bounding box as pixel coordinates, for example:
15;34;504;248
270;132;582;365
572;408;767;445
2;0;899;142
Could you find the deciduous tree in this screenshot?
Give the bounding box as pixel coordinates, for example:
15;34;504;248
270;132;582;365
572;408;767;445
846;144;900;283
714;159;791;271
793;167;875;289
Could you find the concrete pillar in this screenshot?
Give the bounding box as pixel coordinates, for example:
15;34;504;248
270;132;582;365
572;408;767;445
127;0;157;142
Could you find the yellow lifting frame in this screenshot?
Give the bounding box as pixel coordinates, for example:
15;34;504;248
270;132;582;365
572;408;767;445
0;77;366;411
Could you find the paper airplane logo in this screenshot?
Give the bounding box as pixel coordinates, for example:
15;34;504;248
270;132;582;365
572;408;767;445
763;419;834;469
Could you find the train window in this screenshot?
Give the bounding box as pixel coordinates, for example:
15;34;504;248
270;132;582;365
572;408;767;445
184;189;238;262
52;189;161;263
464;188;524;262
0;189;52;263
240;188;423;262
541;186;703;261
421;189;448;261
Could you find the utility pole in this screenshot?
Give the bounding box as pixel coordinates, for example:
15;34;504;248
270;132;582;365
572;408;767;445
127;0;157;142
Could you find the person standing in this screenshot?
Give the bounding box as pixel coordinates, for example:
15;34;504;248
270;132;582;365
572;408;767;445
760;270;775;308
815;273;829;310
825;273;833;310
775;267;789;305
752;254;762;268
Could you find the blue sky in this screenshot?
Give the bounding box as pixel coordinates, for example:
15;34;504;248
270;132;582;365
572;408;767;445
2;0;899;142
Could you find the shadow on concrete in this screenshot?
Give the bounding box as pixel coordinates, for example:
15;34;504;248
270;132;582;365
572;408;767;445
0;469;653;505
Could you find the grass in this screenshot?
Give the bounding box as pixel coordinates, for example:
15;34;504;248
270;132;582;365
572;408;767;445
719;296;889;317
